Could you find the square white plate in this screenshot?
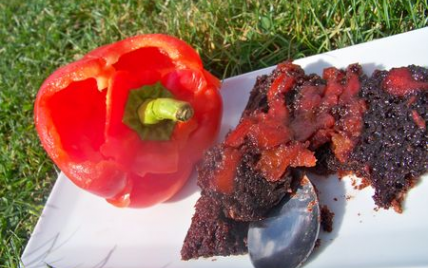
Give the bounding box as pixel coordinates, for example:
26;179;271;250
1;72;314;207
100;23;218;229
22;28;428;268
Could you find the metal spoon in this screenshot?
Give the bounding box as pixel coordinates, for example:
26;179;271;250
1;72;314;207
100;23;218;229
248;175;320;268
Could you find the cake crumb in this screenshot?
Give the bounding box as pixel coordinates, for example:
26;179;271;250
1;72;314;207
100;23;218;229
320;205;335;233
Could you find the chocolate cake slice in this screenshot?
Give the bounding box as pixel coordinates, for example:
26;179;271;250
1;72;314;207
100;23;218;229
319;65;428;212
181;62;318;259
181;61;428;259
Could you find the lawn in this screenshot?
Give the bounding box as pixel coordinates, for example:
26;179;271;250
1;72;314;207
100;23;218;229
0;0;426;267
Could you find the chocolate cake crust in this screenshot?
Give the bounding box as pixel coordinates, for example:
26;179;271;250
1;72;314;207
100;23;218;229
180;195;249;260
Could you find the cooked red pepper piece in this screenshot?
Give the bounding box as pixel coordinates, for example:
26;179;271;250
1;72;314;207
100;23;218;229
34;34;222;207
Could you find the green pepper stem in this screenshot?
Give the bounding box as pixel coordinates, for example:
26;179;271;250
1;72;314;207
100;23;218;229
138;98;194;125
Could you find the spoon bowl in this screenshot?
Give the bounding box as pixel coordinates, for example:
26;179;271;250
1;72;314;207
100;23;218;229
248;175;320;268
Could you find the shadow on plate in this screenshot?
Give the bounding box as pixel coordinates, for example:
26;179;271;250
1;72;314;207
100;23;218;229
360;62;386;75
304;172;347;265
164;168;200;204
302;57;386;77
302;57;342;74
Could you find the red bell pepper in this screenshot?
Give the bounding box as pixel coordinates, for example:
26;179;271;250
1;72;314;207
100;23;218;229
34;34;222;207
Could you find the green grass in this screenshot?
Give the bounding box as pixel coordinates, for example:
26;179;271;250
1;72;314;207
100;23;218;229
0;0;427;267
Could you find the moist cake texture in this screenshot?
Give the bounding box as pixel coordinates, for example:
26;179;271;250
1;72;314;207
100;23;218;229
319;65;428;212
181;62;428;259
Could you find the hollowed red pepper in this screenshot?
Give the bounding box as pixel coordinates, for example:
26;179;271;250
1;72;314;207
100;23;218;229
34;34;222;207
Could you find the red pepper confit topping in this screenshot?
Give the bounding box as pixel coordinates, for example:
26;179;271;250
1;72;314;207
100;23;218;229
214;61;367;191
383;67;428;97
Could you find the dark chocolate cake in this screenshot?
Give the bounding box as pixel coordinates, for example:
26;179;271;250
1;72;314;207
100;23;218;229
181;62;428;259
182;62;314;260
180;194;249;260
319;65;428;212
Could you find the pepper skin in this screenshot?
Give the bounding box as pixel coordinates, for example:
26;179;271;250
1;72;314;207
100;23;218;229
34;34;222;207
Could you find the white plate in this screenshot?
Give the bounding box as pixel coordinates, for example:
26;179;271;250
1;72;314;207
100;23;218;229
22;28;428;268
